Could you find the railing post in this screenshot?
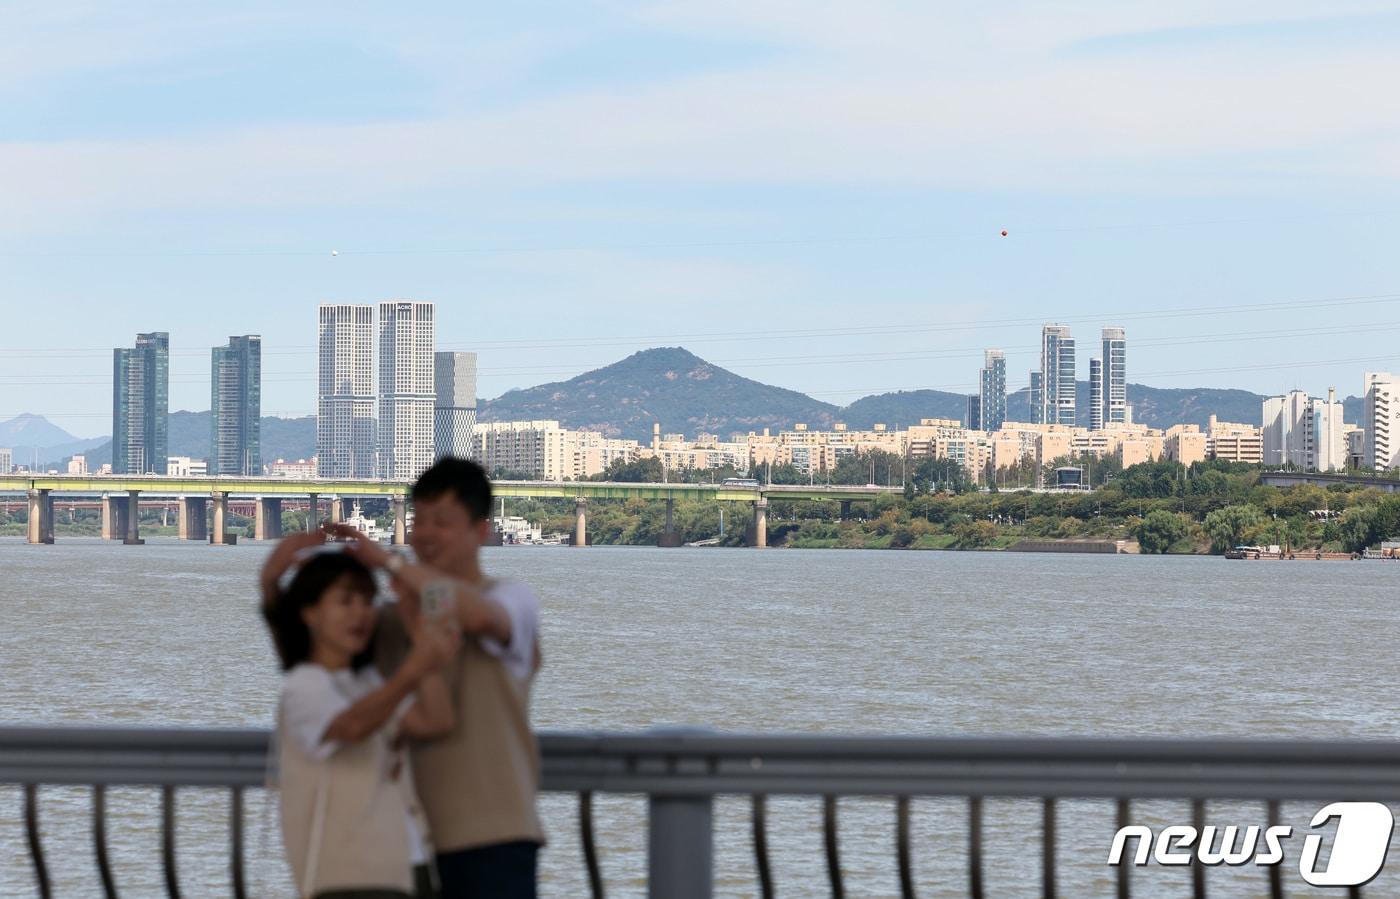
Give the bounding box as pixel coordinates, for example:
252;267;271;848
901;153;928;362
648;793;712;899
647;726;713;899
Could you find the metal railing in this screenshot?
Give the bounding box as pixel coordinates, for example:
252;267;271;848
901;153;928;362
4;725;1400;898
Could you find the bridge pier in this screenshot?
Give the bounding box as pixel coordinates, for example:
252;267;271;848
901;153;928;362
306;493;319;532
329;495;345;526
574;498;588;547
392;495;407;545
26;489;54;544
178;497;208;541
123;492;143;545
749;498;769;549
255;498;283;541
101;494;116;540
210;492;232;545
840;500;852;521
658;497;683;547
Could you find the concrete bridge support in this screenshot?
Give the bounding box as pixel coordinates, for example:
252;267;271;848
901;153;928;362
255;498;283;541
101;494;116;540
840;500;852;521
178;497;208;541
123;492;143;545
306;493;319;532
392;496;407;545
26;489;54;545
210;492;231;545
329;496;345;526
658;497;683;547
574;498;588;547
750;498;769;549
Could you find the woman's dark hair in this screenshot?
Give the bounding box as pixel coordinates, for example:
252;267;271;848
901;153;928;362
261;551;378;671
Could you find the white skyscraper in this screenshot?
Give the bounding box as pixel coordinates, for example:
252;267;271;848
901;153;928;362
1364;372;1400;471
317;305;376;478
435;351;478;460
379;300;436;481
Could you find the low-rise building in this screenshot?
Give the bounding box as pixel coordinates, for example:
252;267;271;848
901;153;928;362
266;458;318;479
1164;425;1208;467
66;454;88;475
1206;416;1264;465
167;456;207;477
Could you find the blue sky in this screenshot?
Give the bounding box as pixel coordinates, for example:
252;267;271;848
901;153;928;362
4;1;1400;437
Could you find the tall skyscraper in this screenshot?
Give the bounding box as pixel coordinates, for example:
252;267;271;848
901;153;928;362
112;332;169;474
210;335;262;475
1040;325;1076;427
1028;371;1043;424
1089;358;1104;431
435;351;478;460
317;304;376;479
379;300;436;481
978;350;1006;431
1101;327;1127;427
1363;372;1400;471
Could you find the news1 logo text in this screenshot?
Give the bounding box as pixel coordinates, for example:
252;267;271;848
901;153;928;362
1108;802;1395;888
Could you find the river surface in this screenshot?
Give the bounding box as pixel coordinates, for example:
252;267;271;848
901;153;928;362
1;540;1397;897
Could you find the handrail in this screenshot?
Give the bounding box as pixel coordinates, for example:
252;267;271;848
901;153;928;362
5;726;1400;899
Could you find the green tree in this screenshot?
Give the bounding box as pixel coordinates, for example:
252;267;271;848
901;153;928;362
1136;510;1188;554
952;519;998;548
1202;505;1262;554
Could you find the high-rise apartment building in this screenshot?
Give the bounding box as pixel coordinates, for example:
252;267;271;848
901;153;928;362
378;300;436;481
210;335;261;475
1089;358;1104;431
317;304;376;478
1040;325;1076;427
1262;389;1345;471
112;332;169;474
0;448;11;473
965;395;982;431
435;351;478;460
978;350;1006;431
1101;327;1127;427
1363;372;1400;471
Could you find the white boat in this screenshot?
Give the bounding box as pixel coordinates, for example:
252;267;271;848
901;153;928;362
345;502;385;542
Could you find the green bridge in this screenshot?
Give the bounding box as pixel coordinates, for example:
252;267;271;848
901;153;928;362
0;475;899;547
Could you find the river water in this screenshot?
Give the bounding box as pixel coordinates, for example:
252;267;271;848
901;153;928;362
1;540;1397;897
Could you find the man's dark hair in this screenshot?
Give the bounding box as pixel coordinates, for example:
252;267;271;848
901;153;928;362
261;552;377;671
412;456;493;521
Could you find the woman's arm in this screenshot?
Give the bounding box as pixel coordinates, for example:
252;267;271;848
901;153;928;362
321;656;430;744
399;669;455;739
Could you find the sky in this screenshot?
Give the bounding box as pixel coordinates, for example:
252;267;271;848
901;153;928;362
4;1;1400;438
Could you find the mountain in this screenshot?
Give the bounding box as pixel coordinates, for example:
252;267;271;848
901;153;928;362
0;414;109;469
0;413;79;448
482;347;1368;440
479;347;841;441
837;390;969;428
